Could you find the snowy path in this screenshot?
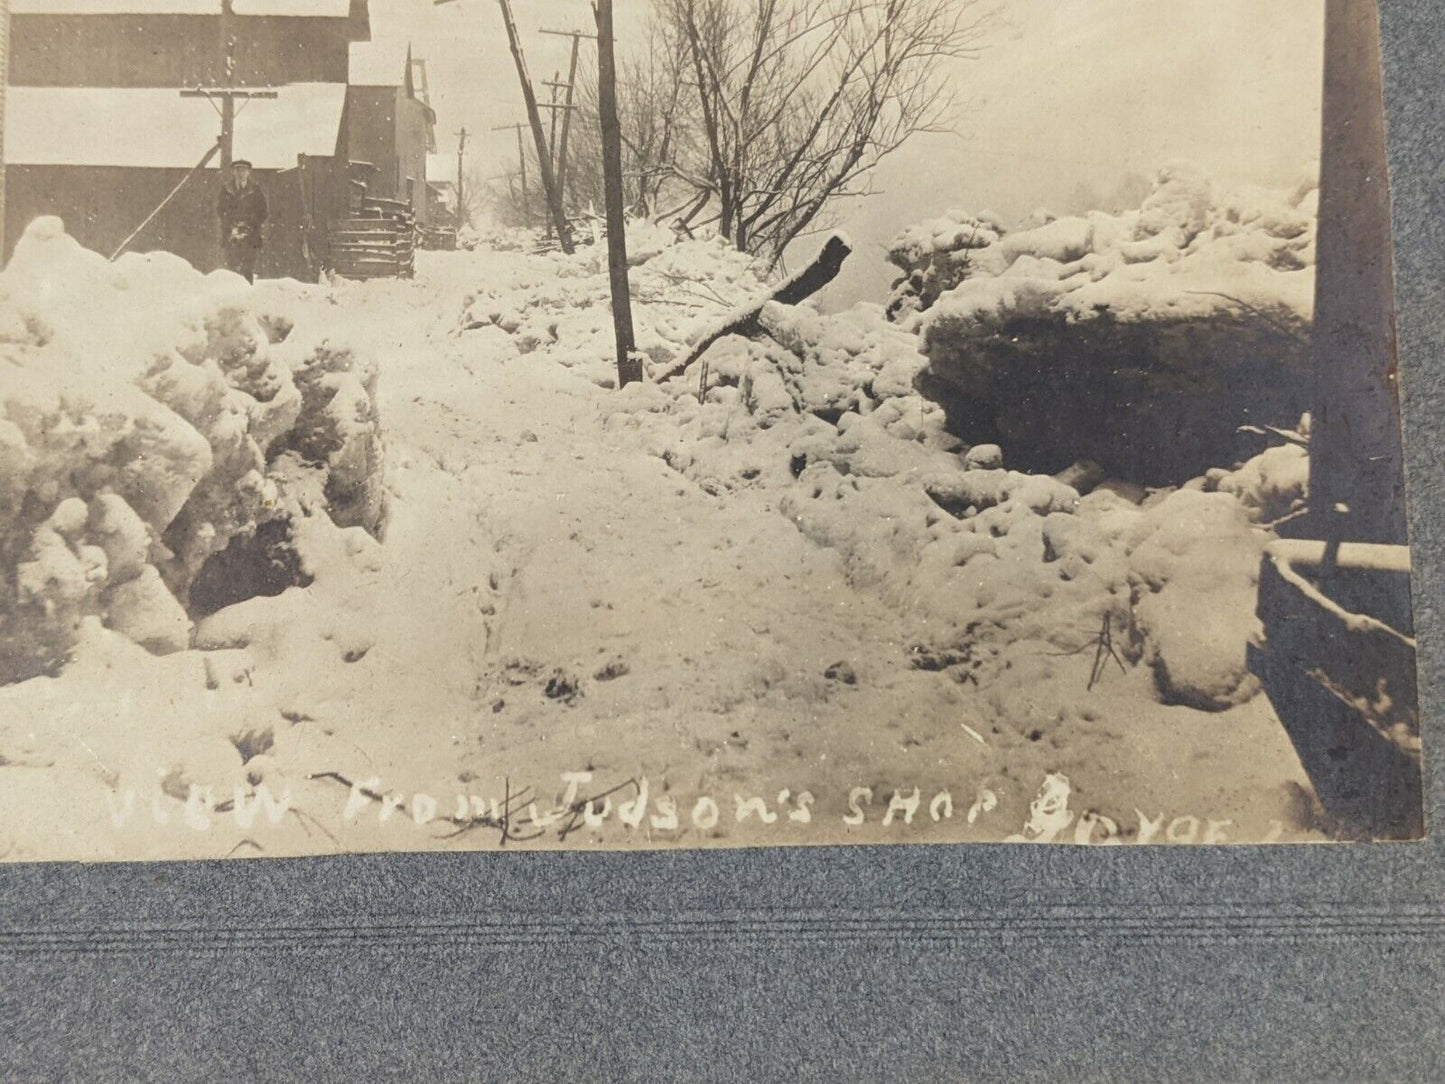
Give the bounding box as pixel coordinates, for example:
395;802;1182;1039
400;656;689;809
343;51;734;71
335;269;994;847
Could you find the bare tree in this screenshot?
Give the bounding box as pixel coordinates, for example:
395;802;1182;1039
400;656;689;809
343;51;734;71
471;161;536;232
459;162;500;228
656;0;995;267
564;24;698;223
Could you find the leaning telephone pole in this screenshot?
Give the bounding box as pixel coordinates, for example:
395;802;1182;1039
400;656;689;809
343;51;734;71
594;0;640;386
497;0;573;253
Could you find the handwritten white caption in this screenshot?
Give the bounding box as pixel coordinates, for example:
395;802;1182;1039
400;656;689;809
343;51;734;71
103;770;1285;844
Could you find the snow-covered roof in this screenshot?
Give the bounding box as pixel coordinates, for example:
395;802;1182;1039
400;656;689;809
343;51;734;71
426;152;456;185
10;0;352;14
5;84;348;169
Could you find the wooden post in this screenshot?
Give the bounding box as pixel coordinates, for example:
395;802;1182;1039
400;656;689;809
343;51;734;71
558;34;581;210
540;29;595;214
539;91;579;231
1310;0;1406;545
547;70;562;165
456;126;467;226
543;71;561;240
594;0;640;386
497;0;573;252
219;0;236;169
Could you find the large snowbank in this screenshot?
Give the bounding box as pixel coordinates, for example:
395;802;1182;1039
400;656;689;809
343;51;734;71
888;165;1317;483
0;218;384;684
451;212;1307;721
599;302;1304;721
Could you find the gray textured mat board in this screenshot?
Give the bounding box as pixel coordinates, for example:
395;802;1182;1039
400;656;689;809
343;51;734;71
2;1;1443;1079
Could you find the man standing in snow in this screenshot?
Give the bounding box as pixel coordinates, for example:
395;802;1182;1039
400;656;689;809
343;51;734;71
218;159;268;283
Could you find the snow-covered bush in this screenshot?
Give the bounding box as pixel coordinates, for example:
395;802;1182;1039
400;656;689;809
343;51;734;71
891;164;1317;484
0;218;385;684
1205;440;1309;525
885;210;1004;320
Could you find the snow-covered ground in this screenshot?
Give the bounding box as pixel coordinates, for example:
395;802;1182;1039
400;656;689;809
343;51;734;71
0;198;1324;860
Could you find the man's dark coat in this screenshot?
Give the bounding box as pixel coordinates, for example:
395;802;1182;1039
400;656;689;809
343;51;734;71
219;181;268;249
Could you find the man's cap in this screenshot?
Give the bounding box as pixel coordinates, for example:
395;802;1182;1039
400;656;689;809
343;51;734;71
231;159;253;169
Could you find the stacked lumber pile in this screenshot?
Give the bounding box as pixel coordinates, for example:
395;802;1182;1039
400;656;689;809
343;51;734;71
328;196;417;279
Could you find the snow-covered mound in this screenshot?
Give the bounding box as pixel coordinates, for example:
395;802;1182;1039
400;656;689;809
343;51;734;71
460;232;771;375
452;217;1310;719
605;285;1308;716
0;219;385;684
885;210;1005;319
887;164;1318;484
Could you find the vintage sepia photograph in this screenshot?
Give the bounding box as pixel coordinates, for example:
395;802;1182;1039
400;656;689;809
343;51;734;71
0;0;1422;860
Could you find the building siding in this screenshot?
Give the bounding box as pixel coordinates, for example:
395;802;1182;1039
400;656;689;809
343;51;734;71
5;162;327;275
343;84;395;177
393;92;430;224
344;84;431;224
9;14;352;87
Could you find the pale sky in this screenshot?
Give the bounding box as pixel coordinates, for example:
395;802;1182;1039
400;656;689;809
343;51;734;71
364;0;1326;305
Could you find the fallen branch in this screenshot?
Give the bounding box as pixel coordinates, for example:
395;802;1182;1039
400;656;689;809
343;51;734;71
1087;613;1128;691
1185;290;1305;345
655;232;853;383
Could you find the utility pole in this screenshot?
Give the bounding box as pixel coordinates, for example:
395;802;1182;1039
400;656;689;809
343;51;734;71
164;0;274;265
539;82;578;231
558;34;583;210
541;71;564;241
594;0;640;386
182;0;277;166
492;122;531;225
456;127;468;226
546;70;562;167
497;0;573;253
540;29;592;213
219;0;234;168
179;82;279;166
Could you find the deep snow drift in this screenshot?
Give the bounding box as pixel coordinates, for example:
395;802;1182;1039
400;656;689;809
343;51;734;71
0;218;384;687
890;165;1318;483
0;208;1322;860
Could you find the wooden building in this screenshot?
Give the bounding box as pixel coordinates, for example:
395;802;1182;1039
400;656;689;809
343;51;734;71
3;0;372;278
345;43;437;226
